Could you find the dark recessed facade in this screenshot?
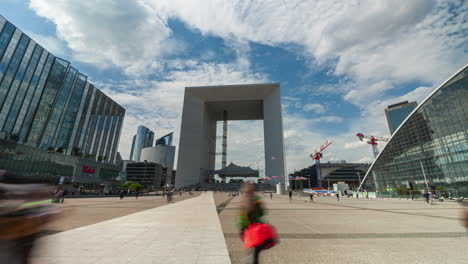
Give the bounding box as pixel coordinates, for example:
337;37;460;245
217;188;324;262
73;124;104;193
367;65;468;196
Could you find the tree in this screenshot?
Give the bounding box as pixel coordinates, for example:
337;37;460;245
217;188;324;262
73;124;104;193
118;181;143;192
118;181;134;190
130;182;143;192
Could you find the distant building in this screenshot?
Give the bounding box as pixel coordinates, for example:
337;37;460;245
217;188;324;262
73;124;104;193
125;161;169;188
129;126;154;161
291;162;370;190
141;145;175;180
385;101;417;134
140;132;176;184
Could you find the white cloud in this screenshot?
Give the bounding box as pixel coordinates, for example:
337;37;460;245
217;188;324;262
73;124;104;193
29;0;178;76
303;103;326;114
312;116;343;123
98;60;269;160
29;0;467;83
26;32;68;57
344;141;366;150
150;0;467;87
26;0;467;174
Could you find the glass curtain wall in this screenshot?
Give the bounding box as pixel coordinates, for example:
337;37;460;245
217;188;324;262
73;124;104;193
0;15;126;165
368;66;468;196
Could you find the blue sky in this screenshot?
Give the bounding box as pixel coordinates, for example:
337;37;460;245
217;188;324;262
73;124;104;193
1;0;466;173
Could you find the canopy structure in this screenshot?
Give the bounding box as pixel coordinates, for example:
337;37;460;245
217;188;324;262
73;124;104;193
214;163;259;178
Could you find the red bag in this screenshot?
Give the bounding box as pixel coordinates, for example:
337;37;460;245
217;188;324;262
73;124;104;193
243;223;278;249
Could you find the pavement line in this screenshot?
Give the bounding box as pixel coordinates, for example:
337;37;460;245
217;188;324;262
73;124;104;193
317;201;463;221
272;196;463;220
217;196;235;214
224;232;467;239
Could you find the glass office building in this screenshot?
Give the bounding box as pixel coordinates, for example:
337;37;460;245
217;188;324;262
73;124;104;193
385;101;417;134
367;65;468;196
0;15;125;164
129;125;154;161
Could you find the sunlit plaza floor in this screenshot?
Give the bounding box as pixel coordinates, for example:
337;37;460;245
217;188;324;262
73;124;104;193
31;192;467;264
215;193;467;264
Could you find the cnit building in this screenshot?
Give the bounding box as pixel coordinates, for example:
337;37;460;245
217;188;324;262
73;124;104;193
367;65;468;197
0;15;125;188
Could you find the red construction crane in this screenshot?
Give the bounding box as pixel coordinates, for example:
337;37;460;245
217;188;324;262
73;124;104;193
309;140;332;189
356;133;389;159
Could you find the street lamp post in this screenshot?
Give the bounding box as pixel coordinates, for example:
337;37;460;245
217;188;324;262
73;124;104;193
357;172;361;190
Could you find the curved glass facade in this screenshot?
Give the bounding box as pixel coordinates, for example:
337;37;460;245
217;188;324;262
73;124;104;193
367;65;468;196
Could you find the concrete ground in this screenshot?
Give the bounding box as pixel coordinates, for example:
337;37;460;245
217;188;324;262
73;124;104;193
42;192;200;236
32;192;229;264
217;193;468;264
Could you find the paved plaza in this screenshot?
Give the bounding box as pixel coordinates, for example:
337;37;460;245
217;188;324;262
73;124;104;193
42;193;200;235
217;193;467;264
32;192;229;264
31;192;467;264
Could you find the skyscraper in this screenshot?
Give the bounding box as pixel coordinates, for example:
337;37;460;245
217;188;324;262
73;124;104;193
0;15;125;164
129;125;154;161
384;101;417;134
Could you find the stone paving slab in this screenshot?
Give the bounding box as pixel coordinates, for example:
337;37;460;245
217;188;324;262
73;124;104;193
32;192;230;264
218;193;468;264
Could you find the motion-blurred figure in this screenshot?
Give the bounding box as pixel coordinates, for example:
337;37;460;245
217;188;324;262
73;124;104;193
0;170;60;264
239;182;278;264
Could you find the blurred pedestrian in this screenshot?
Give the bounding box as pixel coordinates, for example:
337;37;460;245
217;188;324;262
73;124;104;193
239;182;277;264
119;190;124;200
336;193;340;202
59;190;65;204
0;171;61;264
309;193;314;202
270;193;273;199
289;191;292;201
424;191;430;204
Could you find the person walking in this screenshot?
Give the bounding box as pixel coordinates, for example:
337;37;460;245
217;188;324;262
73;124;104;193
59;190;65;204
135;191;139;200
289;191;292;202
309;193;314;202
119;190;124;200
270;193;273;199
424;191;430;204
239;182;277;264
336;192;340;202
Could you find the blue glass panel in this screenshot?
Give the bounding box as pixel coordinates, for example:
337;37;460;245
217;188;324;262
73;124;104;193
76;85;95;150
3;45;44;134
83;90;102;155
0;40;36;130
40;67;78;148
55;73;87;149
0;22;15;60
0;33;30;107
26;58;69;146
17;53;53;142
